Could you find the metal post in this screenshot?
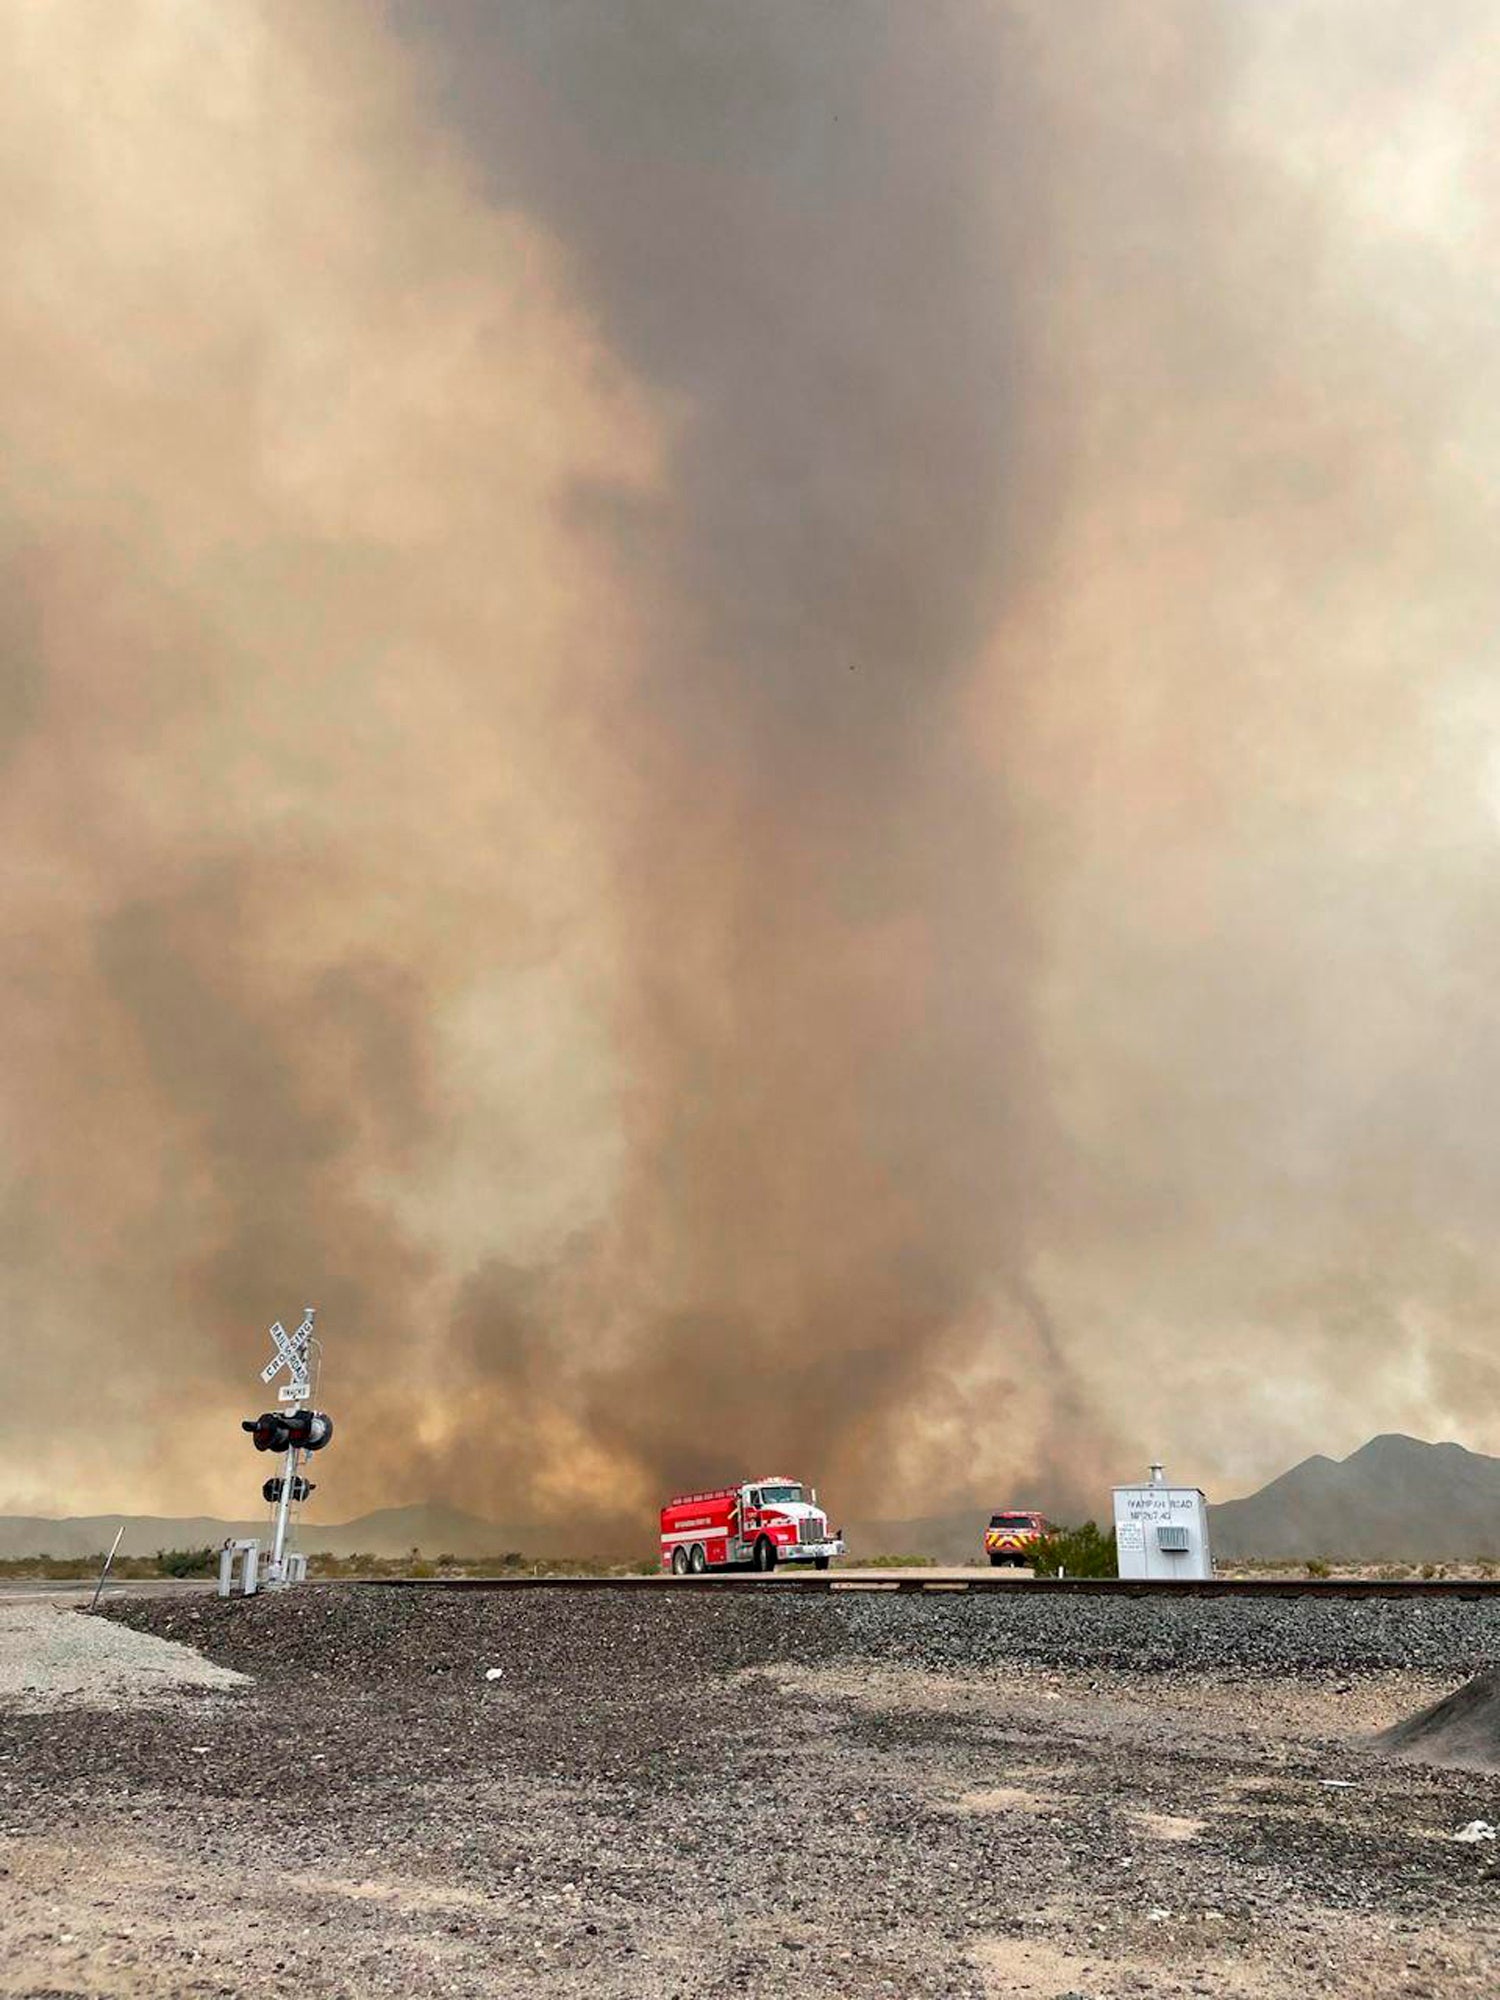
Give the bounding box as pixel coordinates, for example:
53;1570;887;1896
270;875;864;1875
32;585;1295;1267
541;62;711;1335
270;1442;299;1578
220;1539;262;1596
88;1525;125;1613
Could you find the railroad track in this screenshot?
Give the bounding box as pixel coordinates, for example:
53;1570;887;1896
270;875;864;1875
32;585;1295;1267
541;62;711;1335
351;1573;1500;1601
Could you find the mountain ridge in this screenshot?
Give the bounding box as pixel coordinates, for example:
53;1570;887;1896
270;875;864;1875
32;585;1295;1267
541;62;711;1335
1207;1432;1500;1559
0;1505;562;1562
5;1433;1497;1562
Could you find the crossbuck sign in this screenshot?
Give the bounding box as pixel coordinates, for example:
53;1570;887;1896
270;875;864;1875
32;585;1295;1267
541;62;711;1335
260;1311;314;1402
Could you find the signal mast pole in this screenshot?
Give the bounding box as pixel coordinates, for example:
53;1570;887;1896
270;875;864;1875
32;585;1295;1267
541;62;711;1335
256;1307;323;1584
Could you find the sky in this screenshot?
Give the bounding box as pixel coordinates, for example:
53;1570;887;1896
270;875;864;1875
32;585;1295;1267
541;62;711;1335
4;1;1500;1539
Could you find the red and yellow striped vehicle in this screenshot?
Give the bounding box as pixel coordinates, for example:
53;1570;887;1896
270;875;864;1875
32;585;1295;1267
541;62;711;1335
984;1510;1053;1568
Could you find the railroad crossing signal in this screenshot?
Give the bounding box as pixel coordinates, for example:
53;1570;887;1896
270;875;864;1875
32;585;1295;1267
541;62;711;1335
225;1305;331;1596
259;1311;314;1400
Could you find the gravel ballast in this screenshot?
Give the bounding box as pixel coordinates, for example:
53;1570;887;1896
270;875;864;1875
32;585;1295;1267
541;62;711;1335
2;1584;1497;1998
830;1589;1500;1678
103;1582;1500;1684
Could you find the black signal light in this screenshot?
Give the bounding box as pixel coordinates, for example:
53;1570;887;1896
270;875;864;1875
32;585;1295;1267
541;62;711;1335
262;1475;315;1504
242;1412;292;1454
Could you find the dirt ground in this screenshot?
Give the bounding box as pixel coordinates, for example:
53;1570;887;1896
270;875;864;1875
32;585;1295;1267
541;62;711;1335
1;1589;1497;1998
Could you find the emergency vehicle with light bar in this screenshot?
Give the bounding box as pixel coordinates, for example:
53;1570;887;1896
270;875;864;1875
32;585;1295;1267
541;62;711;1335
984;1509;1053;1567
660;1478;844;1573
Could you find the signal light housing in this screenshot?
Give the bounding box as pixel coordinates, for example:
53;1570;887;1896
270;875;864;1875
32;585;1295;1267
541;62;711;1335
241;1409;332;1453
285;1409;333;1452
262;1475;315;1504
243;1412;292;1453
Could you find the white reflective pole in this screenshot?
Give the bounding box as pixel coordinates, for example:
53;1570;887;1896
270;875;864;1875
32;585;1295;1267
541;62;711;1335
270;1441;298;1576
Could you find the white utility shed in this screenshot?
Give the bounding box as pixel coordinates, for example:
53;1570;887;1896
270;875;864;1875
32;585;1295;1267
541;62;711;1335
1112;1462;1213;1580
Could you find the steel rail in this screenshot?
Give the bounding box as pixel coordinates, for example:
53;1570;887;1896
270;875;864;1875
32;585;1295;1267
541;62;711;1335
347;1574;1500;1601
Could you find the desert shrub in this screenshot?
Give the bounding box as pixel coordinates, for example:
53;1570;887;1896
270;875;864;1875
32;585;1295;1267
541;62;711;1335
1305;1557;1331;1578
0;1556;98;1580
852;1553;938;1569
1029;1521;1118;1579
156;1546;218;1578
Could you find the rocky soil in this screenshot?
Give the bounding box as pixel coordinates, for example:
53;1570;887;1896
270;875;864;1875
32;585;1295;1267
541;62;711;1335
1;1586;1497;1997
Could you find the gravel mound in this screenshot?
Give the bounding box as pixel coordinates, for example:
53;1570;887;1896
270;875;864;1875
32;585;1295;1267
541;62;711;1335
104;1585;847;1696
1378;1670;1500;1769
0;1602;249;1710
103;1583;1500;1686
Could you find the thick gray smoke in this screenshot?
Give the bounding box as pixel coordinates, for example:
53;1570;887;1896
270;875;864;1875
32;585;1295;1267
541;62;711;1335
4;1;1500;1536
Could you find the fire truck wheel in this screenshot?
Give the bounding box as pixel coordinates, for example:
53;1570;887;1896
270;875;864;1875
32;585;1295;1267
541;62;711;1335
671;1547;689;1575
752;1537;777;1572
689;1544;707;1574
813;1557;830;1570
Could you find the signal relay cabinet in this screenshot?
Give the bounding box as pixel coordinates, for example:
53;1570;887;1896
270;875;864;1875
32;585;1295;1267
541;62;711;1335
1112;1473;1213;1580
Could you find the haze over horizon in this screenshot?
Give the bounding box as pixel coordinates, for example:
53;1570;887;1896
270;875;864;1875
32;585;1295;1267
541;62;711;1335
6;2;1500;1534
3;1429;1489;1532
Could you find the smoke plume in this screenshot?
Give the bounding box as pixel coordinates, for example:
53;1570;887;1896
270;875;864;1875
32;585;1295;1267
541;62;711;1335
5;1;1500;1539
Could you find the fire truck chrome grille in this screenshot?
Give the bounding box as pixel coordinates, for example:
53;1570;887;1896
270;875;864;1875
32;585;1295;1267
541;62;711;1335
798;1517;824;1544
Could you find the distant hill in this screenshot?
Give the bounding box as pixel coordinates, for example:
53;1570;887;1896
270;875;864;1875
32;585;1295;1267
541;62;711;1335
845;1439;1500;1562
0;1501;982;1564
1207;1434;1500;1560
0;1504;571;1562
0;1514;268;1561
8;1435;1495;1565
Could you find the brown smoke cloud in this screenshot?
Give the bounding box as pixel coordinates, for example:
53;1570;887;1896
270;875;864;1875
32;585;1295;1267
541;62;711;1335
5;1;1500;1538
0;0;661;1521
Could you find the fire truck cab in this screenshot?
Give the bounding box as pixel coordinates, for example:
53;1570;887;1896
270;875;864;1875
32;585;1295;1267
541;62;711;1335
660;1477;845;1574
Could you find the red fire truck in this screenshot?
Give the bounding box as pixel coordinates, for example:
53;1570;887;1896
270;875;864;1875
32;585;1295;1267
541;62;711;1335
660;1476;845;1573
